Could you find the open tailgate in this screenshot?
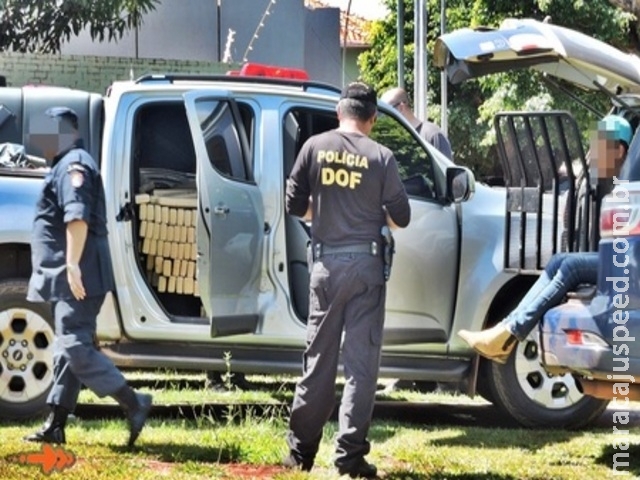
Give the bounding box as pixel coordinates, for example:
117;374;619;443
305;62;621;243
434;18;640;94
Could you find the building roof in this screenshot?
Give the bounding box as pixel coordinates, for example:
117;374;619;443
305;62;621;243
305;0;372;48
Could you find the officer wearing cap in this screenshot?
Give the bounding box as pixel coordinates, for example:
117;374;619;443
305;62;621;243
24;107;152;447
283;82;410;478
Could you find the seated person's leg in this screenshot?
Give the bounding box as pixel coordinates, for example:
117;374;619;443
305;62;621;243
458;251;598;362
503;252;598;341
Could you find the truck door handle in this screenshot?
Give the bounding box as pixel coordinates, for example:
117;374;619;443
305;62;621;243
116;202;134;222
213;205;230;215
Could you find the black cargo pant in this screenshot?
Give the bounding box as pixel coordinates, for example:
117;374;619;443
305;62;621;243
286;251;386;468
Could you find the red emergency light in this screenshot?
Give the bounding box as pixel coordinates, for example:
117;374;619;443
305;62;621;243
227;62;310;80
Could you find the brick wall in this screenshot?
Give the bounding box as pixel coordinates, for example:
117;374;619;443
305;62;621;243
0;52;236;93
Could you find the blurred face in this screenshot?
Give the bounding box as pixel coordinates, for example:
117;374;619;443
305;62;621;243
26;114;76;162
389;100;410;121
591;130;626;178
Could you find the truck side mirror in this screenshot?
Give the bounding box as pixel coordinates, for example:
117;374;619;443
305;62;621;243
446;166;475;203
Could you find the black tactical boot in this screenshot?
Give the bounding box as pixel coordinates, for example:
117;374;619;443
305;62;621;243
24;405;69;444
282;451;314;472
112;385;153;447
336;458;378;479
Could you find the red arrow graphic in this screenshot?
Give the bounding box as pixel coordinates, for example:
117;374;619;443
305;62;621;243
9;443;75;474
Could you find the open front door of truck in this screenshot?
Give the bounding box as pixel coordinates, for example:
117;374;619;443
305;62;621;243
183;90;264;337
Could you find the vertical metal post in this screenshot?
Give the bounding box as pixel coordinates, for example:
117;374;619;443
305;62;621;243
343;0;353;86
414;0;427;121
217;0;222;62
397;0;405;88
135;26;139;59
440;0;448;134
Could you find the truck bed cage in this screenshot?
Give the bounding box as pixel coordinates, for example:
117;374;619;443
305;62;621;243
494;111;593;273
134;73;342;95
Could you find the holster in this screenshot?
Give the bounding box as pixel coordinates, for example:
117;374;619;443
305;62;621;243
381;226;395;281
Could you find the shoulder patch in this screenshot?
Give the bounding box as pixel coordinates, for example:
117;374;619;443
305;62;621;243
67;162;86;173
67;162;86;188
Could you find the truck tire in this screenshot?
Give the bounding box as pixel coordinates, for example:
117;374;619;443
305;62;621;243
0;279;55;420
485;331;609;428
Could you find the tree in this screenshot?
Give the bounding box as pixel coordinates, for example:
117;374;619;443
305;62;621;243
359;0;635;178
0;0;159;54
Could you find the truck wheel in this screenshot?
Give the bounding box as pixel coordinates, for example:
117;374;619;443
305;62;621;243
0;279;55;420
485;330;609;428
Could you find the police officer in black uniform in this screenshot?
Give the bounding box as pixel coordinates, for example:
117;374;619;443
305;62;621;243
284;82;411;478
24;107;152;447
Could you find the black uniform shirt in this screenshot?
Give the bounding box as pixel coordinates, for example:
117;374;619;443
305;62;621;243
418;121;453;161
27;140;115;302
286;130;410;246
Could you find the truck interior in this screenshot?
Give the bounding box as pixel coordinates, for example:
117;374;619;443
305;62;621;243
130;101;203;317
129;98;340;324
283;107;339;321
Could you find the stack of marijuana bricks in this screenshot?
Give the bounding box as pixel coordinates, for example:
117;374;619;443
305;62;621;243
135;189;199;296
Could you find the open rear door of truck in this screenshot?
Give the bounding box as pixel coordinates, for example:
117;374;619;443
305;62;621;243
183;90;264;337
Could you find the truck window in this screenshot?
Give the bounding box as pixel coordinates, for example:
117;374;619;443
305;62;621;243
136;102;195;173
193;99;250;182
281;106;439;200
370;114;439;200
282;107;339;169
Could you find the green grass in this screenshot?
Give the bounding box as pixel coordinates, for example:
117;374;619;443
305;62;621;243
2;416;638;479
77;372;467;406
75;371;290;405
2;373;639;479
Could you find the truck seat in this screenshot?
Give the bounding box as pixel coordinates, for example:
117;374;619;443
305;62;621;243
283;112;310;321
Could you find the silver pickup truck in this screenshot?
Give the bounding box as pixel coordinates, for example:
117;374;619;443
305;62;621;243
0;59;607;428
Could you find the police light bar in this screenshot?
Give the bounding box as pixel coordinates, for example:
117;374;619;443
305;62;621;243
227;62;310;80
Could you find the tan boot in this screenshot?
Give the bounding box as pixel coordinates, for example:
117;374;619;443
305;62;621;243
458;324;517;364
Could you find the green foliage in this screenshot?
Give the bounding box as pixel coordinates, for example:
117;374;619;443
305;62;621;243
372;115;431;179
0;0;159;53
359;0;635;179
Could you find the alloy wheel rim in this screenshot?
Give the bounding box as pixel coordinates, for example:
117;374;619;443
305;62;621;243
513;333;584;410
0;308;54;404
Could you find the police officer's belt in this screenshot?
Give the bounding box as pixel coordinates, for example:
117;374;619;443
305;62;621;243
314;242;378;260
